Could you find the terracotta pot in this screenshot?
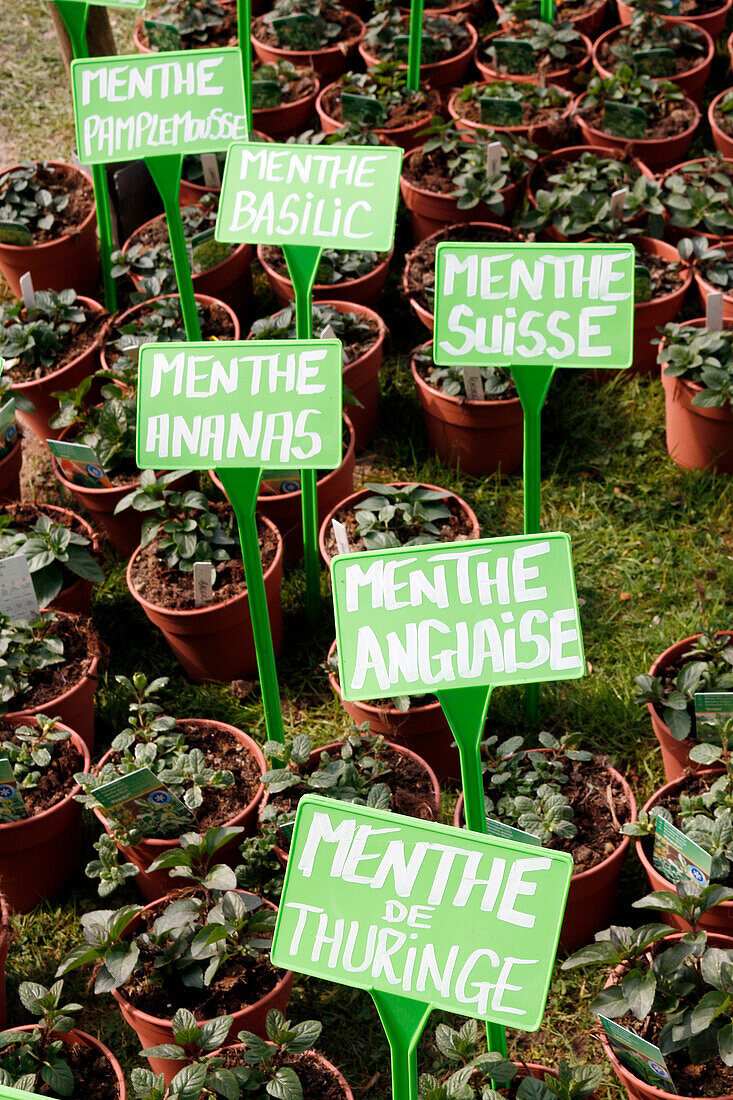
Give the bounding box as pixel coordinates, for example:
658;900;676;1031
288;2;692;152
600;933;733;1100
359;22;478;90
254;76;321;138
5;1024;127;1099
448;82;573;148
112;894;294;1083
617;0;732;36
575;93;700;173
0;893;8;1030
324;640;459;779
643;631;733;781
318;479;481;567
0;433;22;505
475;30;593;91
8;294;105;442
261;739;443;864
659;158;733;248
410;343;524;475
127;515;284;683
660;318;733;473
400;148;521;242
630;237;694;374
494;0;607;34
592;22;714;104
214;412;357;566
636;769;733;934
0;161;99;297
0;718;90;912
692;253;733;320
93;719;266;902
4;502;101;616
316;81;437;151
178;133;272;205
121;214;253;328
454;756;638;950
251;15;366;79
708;90;733;159
257;244;393;312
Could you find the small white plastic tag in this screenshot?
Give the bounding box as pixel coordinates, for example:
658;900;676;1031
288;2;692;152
20;272;35;309
707;291;724;332
331;519;350;556
193;561;215;606
462;364;484;401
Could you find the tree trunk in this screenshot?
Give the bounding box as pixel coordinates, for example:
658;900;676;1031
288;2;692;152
46;3;117;73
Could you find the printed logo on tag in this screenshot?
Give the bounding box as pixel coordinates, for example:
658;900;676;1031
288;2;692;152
598;1015;677;1092
0;398;17;458
93;767;196;840
0;758;28;823
47;440;112;489
653;814;711;887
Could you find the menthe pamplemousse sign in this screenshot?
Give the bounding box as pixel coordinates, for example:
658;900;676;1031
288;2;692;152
271;796;573;1029
331;533;584;701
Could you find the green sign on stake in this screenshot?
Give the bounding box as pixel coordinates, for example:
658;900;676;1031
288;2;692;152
70;47;247;341
271;795;573;1100
216;140;402;624
0;1088;51;1100
137;338;344;745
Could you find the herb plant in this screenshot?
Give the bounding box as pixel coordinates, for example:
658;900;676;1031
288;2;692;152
364;7;469;63
147;0;227;42
0;513;103;606
414;345;513;399
679;235;733;292
250;304;374;362
262;0;344;48
339;61;434;120
457;80;570;115
289;123;384;146
0;980;83;1097
50;372;137;476
262;728;392;813
266;245;382;285
635;630;733;741
484;20;583;70
0;162;70;237
353;482;452;549
0;289;88;372
609;11;706;71
0;613;65;716
658;326;733;410
582;70;686;135
0;714;71;791
662;157;733;238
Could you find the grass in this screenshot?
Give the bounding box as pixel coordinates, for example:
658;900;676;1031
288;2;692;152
1;1;733;1097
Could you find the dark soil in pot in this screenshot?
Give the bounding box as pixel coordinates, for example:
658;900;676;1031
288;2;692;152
322;491;477;557
255;61;318;102
219;1048;350;1100
253;8;361;48
4;613;102;715
1;304;105;385
320;81;441;127
596;28;705;75
451;86;571;133
102;298;236;373
0;163;94;245
636;243;689;297
0;724;83;816
129;507;278;611
136;3;237;49
21;1035;122;1100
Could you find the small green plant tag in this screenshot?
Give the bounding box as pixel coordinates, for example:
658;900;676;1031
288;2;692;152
479;96;523;126
144;19;183;50
0;397;18;458
695;692;733;724
341;92;386;125
271;794;573;1029
0;759;28;824
272;13;318;48
252;79;283;109
47;439;112;488
602;102;647;139
94;766;197;840
188;225;217;269
633;47;676;77
634;264;652;303
0;221;33;246
486;817;542;846
597;1016;677;1092
494;39;536;76
652;815;711;887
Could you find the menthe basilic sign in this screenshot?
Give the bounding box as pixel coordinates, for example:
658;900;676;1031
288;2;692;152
331;533;584;701
271;795;573;1029
136;340;343;469
433;242;635;370
71;49;247;163
215;142;403;248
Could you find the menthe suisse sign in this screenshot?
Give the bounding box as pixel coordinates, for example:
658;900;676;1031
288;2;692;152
71;49;246;163
331;533;584;701
136;340;343;469
433;243;634;370
271;796;573;1030
215;142;403;249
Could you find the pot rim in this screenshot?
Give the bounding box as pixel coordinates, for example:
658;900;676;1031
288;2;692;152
326;638;443;716
359;20;478;70
316;80;437;136
476;27;592;78
0;718;90;834
447;79;573;133
592;20;714;82
574;91;701;147
122;211;252;285
251;12;366;59
0;160;96;253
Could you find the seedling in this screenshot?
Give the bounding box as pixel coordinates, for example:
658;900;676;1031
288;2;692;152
0;290;89;373
0;614;65;716
0;981;82;1097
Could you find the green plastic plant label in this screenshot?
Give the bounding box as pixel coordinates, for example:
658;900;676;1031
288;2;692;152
94;766;196;840
633;47;676;77
602;102;646;140
71;48;247;164
652;815;711;887
47;439;112;487
144;19;183;50
0;397;17;458
0;554;40;622
0;222;33;246
272;13;318;48
0;759;28;824
494;39;535;75
0;1088;53;1100
433;242;634;371
271;794;573;1030
252;79;282;109
341;92;385;125
479;96;523;126
215;142;403;249
331;532;584;702
486;818;541;847
136;339;343;470
597;1016;677;1092
634;264;652;304
695;692;733;724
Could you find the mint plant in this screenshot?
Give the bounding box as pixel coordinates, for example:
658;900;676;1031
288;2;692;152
414;346;513;399
0;980;83;1097
262;0;344;48
288;123;383;146
262;728;392;811
635;631;733;741
0;613;65;716
657;326;733;410
265;244;382;285
0;714;72;792
339;61;435;121
456;80;570;117
50;372;137;476
679;236;733;293
364;8;469;63
0;513;103;606
0;290;88;375
661;157;733;238
581;70;685;136
146;0;227;42
608;11;706;70
250;303;374;362
0;163;70;237
484;20;584;71
352;483;452;549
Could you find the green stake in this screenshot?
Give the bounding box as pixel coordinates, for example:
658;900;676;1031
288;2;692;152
145;154;201;341
52;0;118;313
236;0;254;133
406;0;424;91
540;0;554;19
